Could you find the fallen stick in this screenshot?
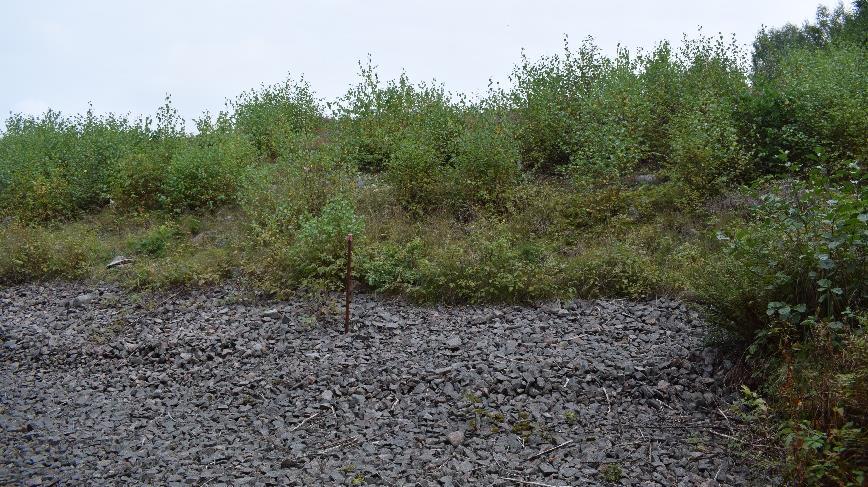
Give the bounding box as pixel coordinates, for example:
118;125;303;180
602;387;611;414
717;407;736;435
499;478;570;487
709;429;741;443
316;436;359;455
527;439;575;461
290;412;321;432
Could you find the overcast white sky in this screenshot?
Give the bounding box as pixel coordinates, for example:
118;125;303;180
0;0;835;123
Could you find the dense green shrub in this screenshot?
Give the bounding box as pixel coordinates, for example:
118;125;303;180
447;114;521;208
109;120;256;213
384;134;445;214
161;123;256;212
692;162;866;340
109;151;166;211
0;222;107;283
504;33;751;195
245;194;364;296
775;323;867;485
230;77;322;161
751;45;867;167
752;1;867;81
0;110;151;220
335;63;521;215
358;237;424;295
240;142;355;239
410;223;561;303
332;61;463;172
637;42;680;166
128;222;181;257
564;46;653;180
687;159;866;482
748;1;867;170
562;242;661;299
504;37;622;172
665;34;751;200
287;197;364;288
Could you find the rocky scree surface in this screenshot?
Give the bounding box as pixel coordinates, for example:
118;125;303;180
0;282;763;486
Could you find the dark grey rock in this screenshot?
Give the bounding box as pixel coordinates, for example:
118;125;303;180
68;293;97;307
262;309;280;320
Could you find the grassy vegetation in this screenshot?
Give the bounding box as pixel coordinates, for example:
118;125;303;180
0;2;865;482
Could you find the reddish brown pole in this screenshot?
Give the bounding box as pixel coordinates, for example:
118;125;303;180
344;234;353;334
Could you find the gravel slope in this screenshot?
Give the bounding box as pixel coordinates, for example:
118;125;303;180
0;282;764;486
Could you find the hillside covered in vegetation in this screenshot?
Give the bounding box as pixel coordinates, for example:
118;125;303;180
1;2;865;483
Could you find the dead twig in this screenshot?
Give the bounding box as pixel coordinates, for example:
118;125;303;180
602;387;611;414
290;412;321;432
316;436;359;455
717;407;735;435
709;429;741;443
499;477;569;487
527;439;575;461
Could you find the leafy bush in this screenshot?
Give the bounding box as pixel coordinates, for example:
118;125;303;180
691;160;866;482
0;222;107;283
332;61;463;172
230;77;322;161
665;34;751;201
776;323;867;485
128;222;181;257
240;143;355;239
161;123;256;212
748;2;867;171
109;151;166;211
637;42;681;166
384;135;445;214
447;114;521;208
287;197;364;288
564;46;652;180
753;45;867;167
0;110;151;220
752;2;867;81
692;161;866;340
246;196;364;296
410;223;561;303
503;37;599;171
562;242;661;299
503;33;750;197
359;237;424;294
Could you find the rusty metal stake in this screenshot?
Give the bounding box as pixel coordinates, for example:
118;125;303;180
344;233;353;334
